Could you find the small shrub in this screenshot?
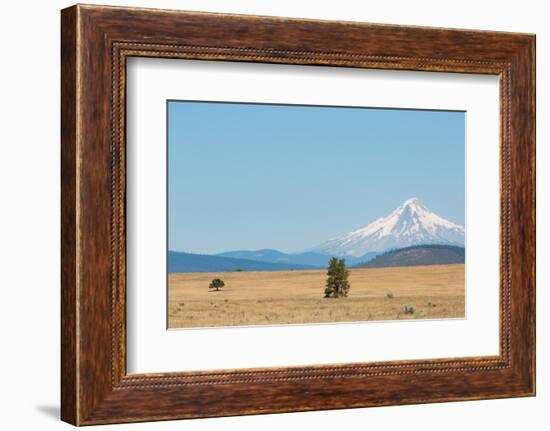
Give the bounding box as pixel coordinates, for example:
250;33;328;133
402;305;416;315
234;268;243;272
209;278;225;291
386;293;394;299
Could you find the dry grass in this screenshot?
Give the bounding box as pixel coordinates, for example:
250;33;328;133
168;264;465;328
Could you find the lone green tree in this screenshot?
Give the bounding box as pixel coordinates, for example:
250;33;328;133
324;257;350;298
209;278;225;292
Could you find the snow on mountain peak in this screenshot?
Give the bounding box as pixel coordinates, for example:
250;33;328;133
310;198;465;257
403;197;420;205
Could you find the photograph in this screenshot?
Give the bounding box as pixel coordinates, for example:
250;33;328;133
52;3;536;425
167;101;466;329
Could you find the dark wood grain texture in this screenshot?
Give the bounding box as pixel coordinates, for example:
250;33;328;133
60;5;78;425
60;4;535;425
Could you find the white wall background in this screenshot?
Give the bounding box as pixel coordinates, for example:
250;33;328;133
0;0;546;429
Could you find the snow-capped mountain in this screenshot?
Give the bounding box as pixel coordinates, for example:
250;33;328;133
310;198;465;257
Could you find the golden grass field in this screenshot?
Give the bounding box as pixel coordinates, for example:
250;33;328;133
168;264;464;328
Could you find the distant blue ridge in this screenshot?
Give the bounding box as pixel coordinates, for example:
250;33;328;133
168;249;378;273
353;244;465;268
168;251;321;273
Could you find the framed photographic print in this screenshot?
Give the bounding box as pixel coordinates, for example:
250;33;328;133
165;101;466;330
61;4;535;425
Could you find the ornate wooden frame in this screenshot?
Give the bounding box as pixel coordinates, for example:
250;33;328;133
61;4;535;425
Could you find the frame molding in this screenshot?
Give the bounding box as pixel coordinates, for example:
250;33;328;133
61;4;535;425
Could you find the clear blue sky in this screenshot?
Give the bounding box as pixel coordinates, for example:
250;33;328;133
168;101;465;254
